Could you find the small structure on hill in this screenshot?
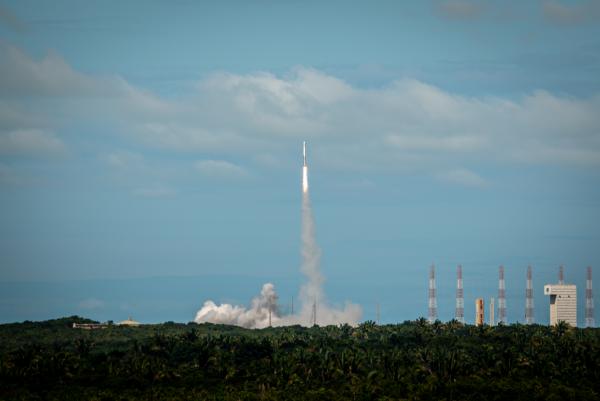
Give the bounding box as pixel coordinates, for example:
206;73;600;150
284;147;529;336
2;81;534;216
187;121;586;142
118;316;141;327
72;323;107;330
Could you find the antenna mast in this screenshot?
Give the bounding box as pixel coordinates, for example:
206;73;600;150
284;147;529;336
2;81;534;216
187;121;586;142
559;264;565;285
498;266;507;324
455;265;464;323
428;264;437;323
586;266;595;328
525;265;534;324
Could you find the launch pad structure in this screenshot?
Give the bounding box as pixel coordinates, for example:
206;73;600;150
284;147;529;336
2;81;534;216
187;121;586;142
425;264;594;327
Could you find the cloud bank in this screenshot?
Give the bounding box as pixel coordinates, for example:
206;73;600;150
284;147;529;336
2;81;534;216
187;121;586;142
1;43;599;189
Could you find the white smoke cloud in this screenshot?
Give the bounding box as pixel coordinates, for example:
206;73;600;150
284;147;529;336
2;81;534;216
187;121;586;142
194;162;362;328
195;283;279;329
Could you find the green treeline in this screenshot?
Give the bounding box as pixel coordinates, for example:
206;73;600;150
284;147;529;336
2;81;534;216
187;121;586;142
1;317;599;400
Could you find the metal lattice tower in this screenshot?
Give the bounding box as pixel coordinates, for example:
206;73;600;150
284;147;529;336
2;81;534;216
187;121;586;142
428;264;437;323
455;265;464;323
525;265;534;324
559;264;565;285
586;266;595;328
498;265;507;324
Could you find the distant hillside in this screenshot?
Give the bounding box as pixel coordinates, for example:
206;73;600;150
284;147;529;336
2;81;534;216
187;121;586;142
1;318;599;400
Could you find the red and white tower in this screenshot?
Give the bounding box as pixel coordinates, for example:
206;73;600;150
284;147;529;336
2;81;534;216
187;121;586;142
498;265;507;324
586;266;595;328
455;265;464;323
428;264;437;323
525;265;534;324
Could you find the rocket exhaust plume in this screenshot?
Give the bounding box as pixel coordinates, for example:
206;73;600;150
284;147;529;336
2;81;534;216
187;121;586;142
194;283;278;328
302;141;308;193
297;141;360;326
300;140;322;307
194;141;361;328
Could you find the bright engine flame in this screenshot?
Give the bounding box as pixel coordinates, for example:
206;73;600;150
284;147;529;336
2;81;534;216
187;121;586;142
302;165;308;193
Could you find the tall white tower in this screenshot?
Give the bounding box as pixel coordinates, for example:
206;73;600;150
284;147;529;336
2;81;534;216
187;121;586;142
586;266;595;328
525;265;534;324
498;266;507;324
428;264;437;323
455;265;464;323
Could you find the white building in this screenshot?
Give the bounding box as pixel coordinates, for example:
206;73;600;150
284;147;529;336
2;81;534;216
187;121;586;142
544;284;577;326
118;316;141;326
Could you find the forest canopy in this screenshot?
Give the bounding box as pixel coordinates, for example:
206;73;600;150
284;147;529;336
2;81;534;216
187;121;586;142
1;317;599;400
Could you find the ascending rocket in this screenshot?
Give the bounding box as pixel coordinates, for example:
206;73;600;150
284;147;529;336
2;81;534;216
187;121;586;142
302;141;309;193
303;140;307;166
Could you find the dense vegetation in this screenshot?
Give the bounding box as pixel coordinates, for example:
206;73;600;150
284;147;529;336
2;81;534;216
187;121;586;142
1;316;599;400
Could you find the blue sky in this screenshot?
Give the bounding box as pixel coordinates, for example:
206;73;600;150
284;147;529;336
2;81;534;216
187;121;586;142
0;0;599;325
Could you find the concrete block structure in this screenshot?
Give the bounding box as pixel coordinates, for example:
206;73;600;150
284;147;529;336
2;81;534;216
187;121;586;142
544;284;577;326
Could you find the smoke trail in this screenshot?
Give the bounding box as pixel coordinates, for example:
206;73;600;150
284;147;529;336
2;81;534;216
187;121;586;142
194;143;361;328
299;191;323;310
292;166;361;326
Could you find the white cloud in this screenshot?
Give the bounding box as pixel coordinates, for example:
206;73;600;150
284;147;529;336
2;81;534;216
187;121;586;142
436;168;489;188
0;101;46;130
0;129;65;156
194;160;249;179
0;42;171;119
175;72;600;171
1;42;599;177
0;44;101;97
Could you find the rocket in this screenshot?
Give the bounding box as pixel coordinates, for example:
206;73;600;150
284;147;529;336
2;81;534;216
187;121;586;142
302;141;309;193
303;141;307;166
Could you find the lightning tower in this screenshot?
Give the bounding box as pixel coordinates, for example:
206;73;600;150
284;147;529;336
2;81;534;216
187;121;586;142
559;264;564;285
586;266;595;327
525;265;534;324
455;265;464;323
428;264;437;323
498;265;507;324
